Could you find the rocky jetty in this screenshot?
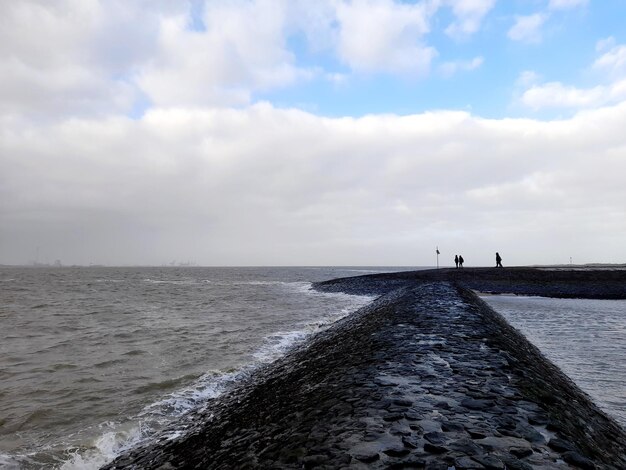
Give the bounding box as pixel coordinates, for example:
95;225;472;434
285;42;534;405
103;268;626;469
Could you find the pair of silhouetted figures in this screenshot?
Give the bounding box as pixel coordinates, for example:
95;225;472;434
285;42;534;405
454;255;464;268
454;253;503;268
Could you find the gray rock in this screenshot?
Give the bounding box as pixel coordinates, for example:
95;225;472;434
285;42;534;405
461;398;493;410
441;422;465;432
548;437;576;452
563;451;596;470
424;431;447;445
384;445;411;457
423;442;448;454
472;455;505;470
509;447;533;458
302;454;326;468
454;456;486;469
353;451;379;463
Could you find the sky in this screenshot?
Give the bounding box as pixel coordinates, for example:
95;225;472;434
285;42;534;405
1;0;626;267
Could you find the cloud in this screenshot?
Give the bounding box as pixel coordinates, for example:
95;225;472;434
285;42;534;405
439;56;484;78
0;0;463;116
516;70;541;87
136;1;321;108
519;40;626;111
507;13;547;44
593;43;626;78
548;0;588;10
0;0;147;117
0;1;332;114
519;81;626;110
3;102;626;266
334;0;438;75
444;0;497;39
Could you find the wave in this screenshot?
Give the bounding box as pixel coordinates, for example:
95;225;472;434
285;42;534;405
20;284;376;469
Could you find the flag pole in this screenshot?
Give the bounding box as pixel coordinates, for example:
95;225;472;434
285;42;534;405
436;246;440;269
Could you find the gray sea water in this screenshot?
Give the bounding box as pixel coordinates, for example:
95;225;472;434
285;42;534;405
0;266;411;469
482;295;626;429
3;269;625;469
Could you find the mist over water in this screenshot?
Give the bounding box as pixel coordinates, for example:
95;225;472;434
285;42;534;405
0;266;403;469
482;295;626;429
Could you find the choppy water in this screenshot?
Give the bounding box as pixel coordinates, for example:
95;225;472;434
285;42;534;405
0;266;409;469
482;295;626;429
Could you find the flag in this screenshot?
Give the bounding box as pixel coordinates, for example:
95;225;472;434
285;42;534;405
436;248;440;255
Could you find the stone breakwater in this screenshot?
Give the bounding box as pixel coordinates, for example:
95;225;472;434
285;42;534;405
104;269;626;469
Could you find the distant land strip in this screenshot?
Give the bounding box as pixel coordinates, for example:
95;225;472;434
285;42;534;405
104;268;626;469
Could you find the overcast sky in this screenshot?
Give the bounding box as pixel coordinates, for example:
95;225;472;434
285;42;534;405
1;0;625;267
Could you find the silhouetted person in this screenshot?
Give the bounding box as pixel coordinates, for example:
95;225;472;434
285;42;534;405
458;255;464;268
454;255;459;268
496;252;503;268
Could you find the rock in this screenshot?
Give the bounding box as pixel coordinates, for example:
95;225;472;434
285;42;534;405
465;427;487;439
461;398;493;410
394;399;414;407
515;424;545;444
384;413;405;422
384;445;411;457
454;456;486;469
441;422;465;432
402;436;420;449
509;447;533;458
562;451;596;469
353;451;379;463
448;438;483;456
423;443;448;454
548;437;576;452
424;431;447;445
472;455;505;470
502;458;533;470
388;458;426;468
302;454;326;468
405;411;422;421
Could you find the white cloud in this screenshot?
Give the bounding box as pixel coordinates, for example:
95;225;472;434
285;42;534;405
519;41;626;111
0;0;150;117
507;13;548;44
593;43;626;78
548;0;588;10
521;82;605;109
136;1;318;108
444;0;497;39
335;0;438;75
439;56;484;77
3;102;626;266
596;36;616;52
516;70;541;87
0;0;457;114
520;80;626;110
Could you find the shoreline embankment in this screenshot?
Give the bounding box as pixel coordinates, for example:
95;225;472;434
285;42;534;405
103;268;626;469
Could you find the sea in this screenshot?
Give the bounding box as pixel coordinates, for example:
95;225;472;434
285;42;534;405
2;267;625;469
482;294;626;429
0;266;403;469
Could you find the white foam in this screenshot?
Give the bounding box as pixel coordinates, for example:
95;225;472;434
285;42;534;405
60;424;144;470
253;331;309;363
0;453;20;470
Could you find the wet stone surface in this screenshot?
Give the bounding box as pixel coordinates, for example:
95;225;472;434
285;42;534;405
104;280;626;469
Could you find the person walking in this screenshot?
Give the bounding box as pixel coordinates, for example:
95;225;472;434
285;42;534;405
496;252;503;268
458;255;464;268
454;255;459;268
